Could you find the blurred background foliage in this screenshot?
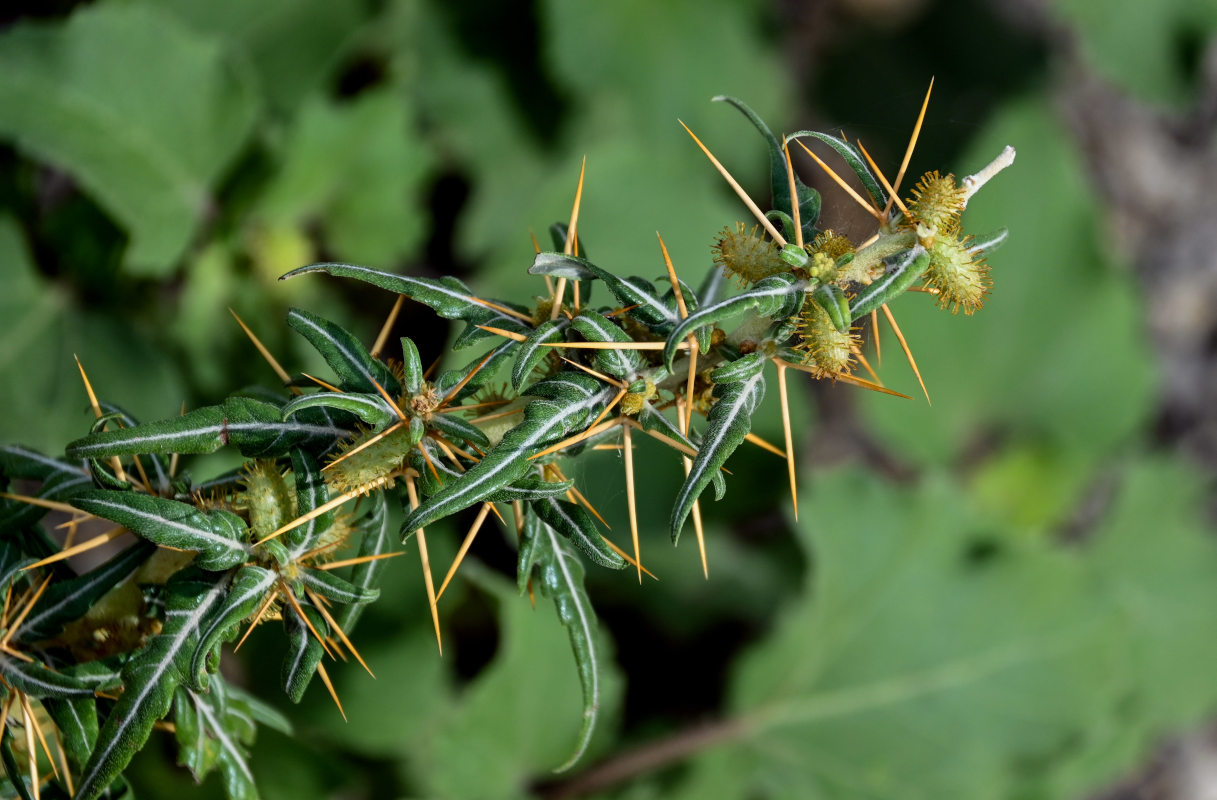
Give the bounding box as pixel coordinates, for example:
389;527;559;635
0;0;1215;797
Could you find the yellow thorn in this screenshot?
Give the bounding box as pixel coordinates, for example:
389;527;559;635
23;527;126;571
776;362;798;522
255;485;370;546
229;309;299;394
475;324;529;343
406;475;442;656
0;575;51;648
435;503;492;601
0;493;87;516
20;692;41;800
468;406;526;424
675;400;707;578
280;585;332;658
568;485;611;530
657;233;691;319
851;346;882;385
24;691;59;781
556;356;628;389
465;295;533;324
622;424;641;584
415;442;441;483
856;141;910;218
624;417;698;460
870;308;882;365
679;120;787;246
322;420;406;472
305;588;374;678
436;398;512;414
370;295;405;359
233;589;279;652
315;662;346;721
74;355;128;483
301;373;344;394
775;359;912;398
792;139;883;221
540;340;686;351
54;728;73;797
885;77;934;218
128;454;154;494
881;304;930;404
435;350;497;411
315;552;405;571
367;373;407;422
743;431;786;458
551;157;588;321
782;142;804;248
599;533;658;580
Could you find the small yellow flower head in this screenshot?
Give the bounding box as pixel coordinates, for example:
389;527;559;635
926;232;990;314
805;230;854;283
795;296;858;375
907;171;965;235
712;222;785;285
324;424;411;496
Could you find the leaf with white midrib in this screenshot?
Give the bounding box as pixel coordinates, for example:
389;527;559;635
74;571;229;800
287;307;401;396
670;354;766;541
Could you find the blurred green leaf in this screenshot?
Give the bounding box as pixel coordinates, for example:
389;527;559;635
0;5;258;273
255;90;433;266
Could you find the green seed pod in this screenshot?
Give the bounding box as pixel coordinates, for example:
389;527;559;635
926;232;990;314
795;296;857;375
711;222;785;285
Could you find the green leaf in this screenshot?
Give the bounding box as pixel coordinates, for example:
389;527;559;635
0;5;257;273
663;273;805;370
786;130;887;211
281;262;532;343
570;310;645;379
281;392;396;428
529;497;626;570
487;475;575;503
427;411;491;450
72;490;249;572
848;248;929;321
286;308;401;396
530;252;679;330
297;567;379;606
512;319;567;391
435;340;517;404
43;695;99;772
74;570;230;800
334;493;392;633
519;520;606;771
288;448;330;555
20;541;156;643
66;397;351;460
173;680;258;800
399;374;615;535
254;88;433;265
0;653;97;698
671;354;766;540
190;566;277;690
716;96;821;237
400;337;425;396
281;602;327;704
0;733;36;800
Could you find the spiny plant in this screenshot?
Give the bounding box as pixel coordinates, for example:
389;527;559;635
0;85;1013;798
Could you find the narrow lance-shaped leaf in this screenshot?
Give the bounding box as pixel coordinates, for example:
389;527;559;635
663;273;806;370
282;263;532;342
436;340;516;404
174;680;258;800
523;518;604;771
399;374;615;536
849;248;929;321
636;403;726;500
487;474;575;503
428;411;491;450
0;652;97;698
289;448;331;554
72;490;249;572
286;307;401;396
570;310;645;380
529;497;626;570
530;252;678;331
189;566;277;691
282;392;397;428
335;493;391;632
671;354;767;541
512;319;567;391
786;130;888;211
19;540;156;643
43;695;98;771
66;397;351;460
73;570;230;800
0;733;36;800
282;602;328;704
716;95;821;237
297;566;380;606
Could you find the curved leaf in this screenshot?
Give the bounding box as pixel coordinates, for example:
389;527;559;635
530;497;626;570
72;490;249;572
428;411;491;449
298;566;379;605
74;570;230;800
287;307;401;396
663;273;805;370
190;566;277;691
849;248;929;321
335;493;392;633
512;319;567;391
786;130;887;211
282;602;327;703
570;310;645;380
0;653;96;698
282;392;396;428
671;354;767;541
530;252;677;330
289;448;331;555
